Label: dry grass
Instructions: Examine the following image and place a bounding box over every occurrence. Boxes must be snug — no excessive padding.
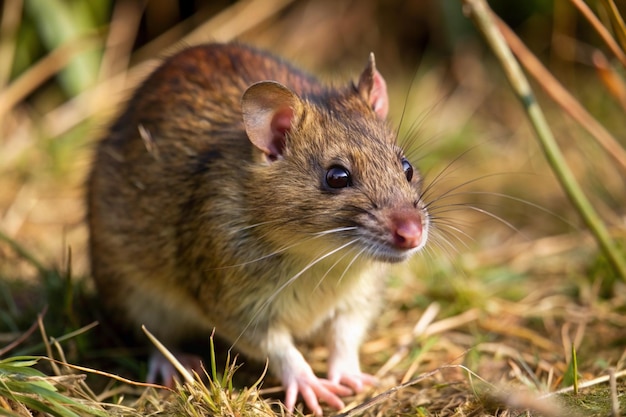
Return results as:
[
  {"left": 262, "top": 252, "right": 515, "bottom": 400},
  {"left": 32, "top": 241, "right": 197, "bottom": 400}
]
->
[{"left": 1, "top": 0, "right": 626, "bottom": 416}]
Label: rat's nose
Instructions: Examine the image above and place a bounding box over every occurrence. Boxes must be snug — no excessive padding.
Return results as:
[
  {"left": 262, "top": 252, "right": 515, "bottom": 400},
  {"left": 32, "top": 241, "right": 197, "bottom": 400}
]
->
[{"left": 391, "top": 212, "right": 423, "bottom": 250}]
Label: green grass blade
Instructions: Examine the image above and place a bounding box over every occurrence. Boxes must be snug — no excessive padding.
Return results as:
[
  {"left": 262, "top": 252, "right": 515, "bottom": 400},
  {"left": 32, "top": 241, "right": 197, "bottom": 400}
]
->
[
  {"left": 0, "top": 229, "right": 46, "bottom": 274},
  {"left": 24, "top": 0, "right": 101, "bottom": 96}
]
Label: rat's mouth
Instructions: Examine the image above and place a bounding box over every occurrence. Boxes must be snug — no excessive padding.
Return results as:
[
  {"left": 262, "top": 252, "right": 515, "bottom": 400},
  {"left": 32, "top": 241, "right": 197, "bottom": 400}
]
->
[
  {"left": 366, "top": 246, "right": 420, "bottom": 263},
  {"left": 360, "top": 234, "right": 428, "bottom": 264}
]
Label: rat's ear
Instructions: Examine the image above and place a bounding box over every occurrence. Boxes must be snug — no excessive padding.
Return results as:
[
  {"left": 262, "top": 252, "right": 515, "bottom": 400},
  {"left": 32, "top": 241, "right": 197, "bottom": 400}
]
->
[
  {"left": 242, "top": 81, "right": 302, "bottom": 162},
  {"left": 357, "top": 52, "right": 388, "bottom": 120}
]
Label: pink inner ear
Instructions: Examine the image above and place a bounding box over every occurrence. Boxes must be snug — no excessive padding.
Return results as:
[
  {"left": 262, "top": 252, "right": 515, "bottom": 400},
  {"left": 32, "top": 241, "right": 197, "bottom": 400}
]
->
[
  {"left": 267, "top": 107, "right": 293, "bottom": 158},
  {"left": 370, "top": 70, "right": 389, "bottom": 119},
  {"left": 272, "top": 107, "right": 293, "bottom": 137}
]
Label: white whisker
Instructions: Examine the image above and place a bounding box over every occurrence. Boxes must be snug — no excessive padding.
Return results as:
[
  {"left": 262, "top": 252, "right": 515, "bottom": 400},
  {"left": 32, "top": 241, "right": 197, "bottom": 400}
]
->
[
  {"left": 311, "top": 226, "right": 359, "bottom": 237},
  {"left": 312, "top": 245, "right": 358, "bottom": 293},
  {"left": 336, "top": 246, "right": 368, "bottom": 286},
  {"left": 456, "top": 191, "right": 578, "bottom": 229},
  {"left": 237, "top": 218, "right": 287, "bottom": 231},
  {"left": 211, "top": 226, "right": 356, "bottom": 270},
  {"left": 431, "top": 223, "right": 473, "bottom": 249},
  {"left": 232, "top": 238, "right": 360, "bottom": 347}
]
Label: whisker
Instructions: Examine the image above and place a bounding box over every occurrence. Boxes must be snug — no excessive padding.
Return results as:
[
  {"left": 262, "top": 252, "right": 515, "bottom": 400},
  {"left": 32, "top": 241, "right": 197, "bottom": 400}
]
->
[
  {"left": 422, "top": 171, "right": 508, "bottom": 208},
  {"left": 429, "top": 202, "right": 520, "bottom": 233},
  {"left": 430, "top": 221, "right": 475, "bottom": 247},
  {"left": 209, "top": 233, "right": 324, "bottom": 270},
  {"left": 312, "top": 245, "right": 360, "bottom": 293},
  {"left": 436, "top": 231, "right": 471, "bottom": 255},
  {"left": 212, "top": 226, "right": 358, "bottom": 270},
  {"left": 428, "top": 212, "right": 475, "bottom": 227},
  {"left": 336, "top": 246, "right": 368, "bottom": 286},
  {"left": 453, "top": 191, "right": 578, "bottom": 229},
  {"left": 460, "top": 205, "right": 524, "bottom": 237},
  {"left": 427, "top": 189, "right": 576, "bottom": 242},
  {"left": 310, "top": 226, "right": 359, "bottom": 237},
  {"left": 234, "top": 209, "right": 336, "bottom": 233},
  {"left": 394, "top": 56, "right": 428, "bottom": 148},
  {"left": 397, "top": 88, "right": 456, "bottom": 164},
  {"left": 232, "top": 239, "right": 360, "bottom": 348},
  {"left": 236, "top": 217, "right": 287, "bottom": 231},
  {"left": 261, "top": 239, "right": 360, "bottom": 307},
  {"left": 424, "top": 236, "right": 459, "bottom": 261},
  {"left": 418, "top": 146, "right": 488, "bottom": 196}
]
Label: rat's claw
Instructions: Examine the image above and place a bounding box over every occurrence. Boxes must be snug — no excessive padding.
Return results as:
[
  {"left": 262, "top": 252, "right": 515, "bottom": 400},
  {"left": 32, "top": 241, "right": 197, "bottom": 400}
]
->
[{"left": 283, "top": 374, "right": 351, "bottom": 415}]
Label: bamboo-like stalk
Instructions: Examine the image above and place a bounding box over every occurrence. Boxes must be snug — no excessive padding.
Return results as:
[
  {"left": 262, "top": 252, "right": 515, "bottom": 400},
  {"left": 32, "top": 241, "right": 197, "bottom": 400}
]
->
[{"left": 462, "top": 0, "right": 626, "bottom": 281}]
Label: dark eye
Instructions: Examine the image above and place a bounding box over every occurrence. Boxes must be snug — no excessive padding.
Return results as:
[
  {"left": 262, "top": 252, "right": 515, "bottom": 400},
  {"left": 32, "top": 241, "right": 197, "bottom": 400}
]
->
[
  {"left": 326, "top": 166, "right": 351, "bottom": 188},
  {"left": 402, "top": 158, "right": 413, "bottom": 182}
]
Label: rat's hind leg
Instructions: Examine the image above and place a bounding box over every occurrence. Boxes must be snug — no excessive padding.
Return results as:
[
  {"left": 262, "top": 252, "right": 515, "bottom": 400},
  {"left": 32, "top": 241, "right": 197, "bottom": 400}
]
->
[{"left": 146, "top": 349, "right": 204, "bottom": 387}]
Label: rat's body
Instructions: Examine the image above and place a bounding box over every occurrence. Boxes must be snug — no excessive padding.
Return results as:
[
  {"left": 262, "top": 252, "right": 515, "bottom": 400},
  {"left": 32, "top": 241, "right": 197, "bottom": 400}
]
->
[{"left": 88, "top": 43, "right": 429, "bottom": 414}]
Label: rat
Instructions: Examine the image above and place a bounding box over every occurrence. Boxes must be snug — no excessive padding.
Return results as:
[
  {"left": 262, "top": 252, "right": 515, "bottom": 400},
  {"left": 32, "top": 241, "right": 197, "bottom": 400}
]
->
[{"left": 87, "top": 42, "right": 429, "bottom": 415}]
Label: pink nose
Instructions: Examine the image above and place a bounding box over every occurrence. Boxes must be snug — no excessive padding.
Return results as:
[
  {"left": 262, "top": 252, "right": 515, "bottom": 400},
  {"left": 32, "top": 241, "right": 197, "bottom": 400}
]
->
[{"left": 392, "top": 217, "right": 423, "bottom": 249}]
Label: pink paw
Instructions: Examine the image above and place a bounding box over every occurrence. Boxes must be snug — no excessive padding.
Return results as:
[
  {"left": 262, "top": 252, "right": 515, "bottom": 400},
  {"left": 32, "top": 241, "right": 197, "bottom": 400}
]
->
[
  {"left": 328, "top": 370, "right": 377, "bottom": 394},
  {"left": 283, "top": 371, "right": 352, "bottom": 416},
  {"left": 146, "top": 351, "right": 203, "bottom": 387}
]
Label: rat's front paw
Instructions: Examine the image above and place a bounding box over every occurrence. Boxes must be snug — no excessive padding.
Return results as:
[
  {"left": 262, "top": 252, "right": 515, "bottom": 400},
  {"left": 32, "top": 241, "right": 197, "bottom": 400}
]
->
[
  {"left": 327, "top": 355, "right": 377, "bottom": 394},
  {"left": 283, "top": 370, "right": 352, "bottom": 416},
  {"left": 327, "top": 369, "right": 377, "bottom": 394}
]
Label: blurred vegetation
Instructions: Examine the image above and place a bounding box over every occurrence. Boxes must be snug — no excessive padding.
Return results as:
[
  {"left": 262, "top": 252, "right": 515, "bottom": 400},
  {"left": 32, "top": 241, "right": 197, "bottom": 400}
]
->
[{"left": 1, "top": 0, "right": 625, "bottom": 416}]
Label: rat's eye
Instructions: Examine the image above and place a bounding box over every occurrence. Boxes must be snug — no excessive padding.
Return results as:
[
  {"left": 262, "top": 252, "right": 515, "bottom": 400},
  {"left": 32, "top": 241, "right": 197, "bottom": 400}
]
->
[
  {"left": 326, "top": 166, "right": 352, "bottom": 188},
  {"left": 402, "top": 158, "right": 413, "bottom": 182}
]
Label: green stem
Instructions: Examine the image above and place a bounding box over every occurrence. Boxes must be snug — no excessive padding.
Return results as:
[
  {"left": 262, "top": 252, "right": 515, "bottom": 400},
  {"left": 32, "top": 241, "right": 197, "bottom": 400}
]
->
[{"left": 463, "top": 0, "right": 626, "bottom": 281}]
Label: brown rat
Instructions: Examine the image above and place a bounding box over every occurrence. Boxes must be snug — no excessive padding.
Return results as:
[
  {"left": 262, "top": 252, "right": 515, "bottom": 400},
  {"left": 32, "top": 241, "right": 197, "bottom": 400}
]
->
[{"left": 88, "top": 42, "right": 429, "bottom": 415}]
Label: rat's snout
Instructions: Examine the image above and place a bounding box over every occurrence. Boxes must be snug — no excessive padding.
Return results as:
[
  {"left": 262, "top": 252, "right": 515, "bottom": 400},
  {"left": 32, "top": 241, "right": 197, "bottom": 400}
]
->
[{"left": 389, "top": 209, "right": 424, "bottom": 250}]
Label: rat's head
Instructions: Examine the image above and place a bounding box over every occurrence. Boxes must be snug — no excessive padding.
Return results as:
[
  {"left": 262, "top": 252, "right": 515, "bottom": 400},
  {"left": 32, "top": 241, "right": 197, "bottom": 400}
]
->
[{"left": 242, "top": 54, "right": 429, "bottom": 264}]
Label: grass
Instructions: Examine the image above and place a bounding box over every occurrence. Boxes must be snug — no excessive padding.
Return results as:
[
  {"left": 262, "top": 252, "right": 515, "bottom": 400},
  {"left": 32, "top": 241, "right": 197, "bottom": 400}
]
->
[
  {"left": 1, "top": 0, "right": 626, "bottom": 416},
  {"left": 0, "top": 356, "right": 109, "bottom": 417}
]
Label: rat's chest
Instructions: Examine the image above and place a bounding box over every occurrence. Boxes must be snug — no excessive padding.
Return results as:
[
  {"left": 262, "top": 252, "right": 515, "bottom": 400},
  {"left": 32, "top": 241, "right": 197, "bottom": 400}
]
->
[{"left": 267, "top": 259, "right": 382, "bottom": 337}]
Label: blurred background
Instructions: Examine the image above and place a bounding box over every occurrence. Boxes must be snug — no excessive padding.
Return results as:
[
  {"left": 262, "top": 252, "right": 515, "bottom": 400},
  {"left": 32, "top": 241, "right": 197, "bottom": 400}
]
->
[{"left": 1, "top": 0, "right": 625, "bottom": 398}]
